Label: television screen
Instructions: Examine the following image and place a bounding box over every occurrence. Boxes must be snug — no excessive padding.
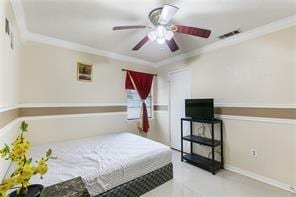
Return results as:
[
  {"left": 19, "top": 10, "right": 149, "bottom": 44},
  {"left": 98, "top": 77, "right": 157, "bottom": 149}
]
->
[{"left": 185, "top": 99, "right": 214, "bottom": 120}]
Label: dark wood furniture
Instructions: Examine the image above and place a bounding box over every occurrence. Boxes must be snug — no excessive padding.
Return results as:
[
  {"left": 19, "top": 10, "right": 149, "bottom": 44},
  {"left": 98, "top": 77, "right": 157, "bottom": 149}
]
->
[
  {"left": 40, "top": 163, "right": 173, "bottom": 197},
  {"left": 181, "top": 117, "right": 224, "bottom": 175},
  {"left": 41, "top": 177, "right": 90, "bottom": 197}
]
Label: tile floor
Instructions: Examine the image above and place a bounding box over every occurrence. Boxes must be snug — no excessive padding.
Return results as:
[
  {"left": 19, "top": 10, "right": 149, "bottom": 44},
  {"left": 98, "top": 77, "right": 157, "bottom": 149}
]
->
[{"left": 143, "top": 150, "right": 295, "bottom": 197}]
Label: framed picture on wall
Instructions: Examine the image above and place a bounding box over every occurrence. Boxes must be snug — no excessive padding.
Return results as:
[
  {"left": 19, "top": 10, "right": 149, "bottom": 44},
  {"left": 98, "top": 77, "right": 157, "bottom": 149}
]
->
[
  {"left": 5, "top": 18, "right": 10, "bottom": 35},
  {"left": 77, "top": 62, "right": 93, "bottom": 82}
]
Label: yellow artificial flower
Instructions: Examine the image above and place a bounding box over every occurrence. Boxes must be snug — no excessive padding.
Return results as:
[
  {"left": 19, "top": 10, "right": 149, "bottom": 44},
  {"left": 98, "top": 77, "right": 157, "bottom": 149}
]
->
[
  {"left": 0, "top": 182, "right": 12, "bottom": 193},
  {"left": 0, "top": 121, "right": 56, "bottom": 195},
  {"left": 22, "top": 163, "right": 35, "bottom": 178},
  {"left": 6, "top": 176, "right": 18, "bottom": 185},
  {"left": 22, "top": 180, "right": 30, "bottom": 188},
  {"left": 0, "top": 149, "right": 6, "bottom": 158},
  {"left": 35, "top": 159, "right": 48, "bottom": 175},
  {"left": 0, "top": 176, "right": 18, "bottom": 196}
]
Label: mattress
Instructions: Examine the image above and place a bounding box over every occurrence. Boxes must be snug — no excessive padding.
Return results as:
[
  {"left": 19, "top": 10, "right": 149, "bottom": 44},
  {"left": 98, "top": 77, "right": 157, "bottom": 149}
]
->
[{"left": 6, "top": 132, "right": 172, "bottom": 196}]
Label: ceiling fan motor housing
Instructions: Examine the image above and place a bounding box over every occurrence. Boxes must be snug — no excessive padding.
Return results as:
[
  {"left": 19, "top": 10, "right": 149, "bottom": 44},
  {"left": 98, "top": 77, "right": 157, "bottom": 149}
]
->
[{"left": 148, "top": 7, "right": 163, "bottom": 25}]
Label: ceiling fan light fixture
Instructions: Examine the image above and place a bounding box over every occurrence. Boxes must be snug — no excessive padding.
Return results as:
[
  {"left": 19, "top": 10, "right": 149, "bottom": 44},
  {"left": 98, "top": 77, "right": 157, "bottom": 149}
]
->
[
  {"left": 112, "top": 4, "right": 212, "bottom": 51},
  {"left": 165, "top": 31, "right": 174, "bottom": 40},
  {"left": 148, "top": 31, "right": 156, "bottom": 41},
  {"left": 155, "top": 26, "right": 167, "bottom": 39},
  {"left": 149, "top": 27, "right": 174, "bottom": 44},
  {"left": 157, "top": 38, "right": 166, "bottom": 44}
]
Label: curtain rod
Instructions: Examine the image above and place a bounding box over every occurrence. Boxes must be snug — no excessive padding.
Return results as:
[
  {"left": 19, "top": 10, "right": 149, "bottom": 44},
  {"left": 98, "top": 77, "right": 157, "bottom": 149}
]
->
[{"left": 122, "top": 69, "right": 157, "bottom": 76}]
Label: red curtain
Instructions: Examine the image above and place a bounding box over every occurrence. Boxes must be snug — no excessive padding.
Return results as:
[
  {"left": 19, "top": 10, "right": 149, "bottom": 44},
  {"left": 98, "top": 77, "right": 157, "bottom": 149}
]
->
[{"left": 125, "top": 70, "right": 154, "bottom": 133}]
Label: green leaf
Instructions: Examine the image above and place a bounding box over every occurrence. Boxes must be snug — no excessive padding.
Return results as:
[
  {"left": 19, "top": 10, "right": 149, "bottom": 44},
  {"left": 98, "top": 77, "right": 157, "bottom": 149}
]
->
[
  {"left": 26, "top": 158, "right": 32, "bottom": 164},
  {"left": 4, "top": 144, "right": 10, "bottom": 152},
  {"left": 50, "top": 156, "right": 58, "bottom": 160},
  {"left": 20, "top": 121, "right": 28, "bottom": 132},
  {"left": 46, "top": 149, "right": 52, "bottom": 157}
]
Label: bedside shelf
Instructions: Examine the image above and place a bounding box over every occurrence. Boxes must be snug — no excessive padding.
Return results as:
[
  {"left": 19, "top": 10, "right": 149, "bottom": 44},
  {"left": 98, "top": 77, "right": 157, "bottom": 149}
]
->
[
  {"left": 181, "top": 118, "right": 224, "bottom": 175},
  {"left": 183, "top": 153, "right": 222, "bottom": 172},
  {"left": 182, "top": 135, "right": 221, "bottom": 147}
]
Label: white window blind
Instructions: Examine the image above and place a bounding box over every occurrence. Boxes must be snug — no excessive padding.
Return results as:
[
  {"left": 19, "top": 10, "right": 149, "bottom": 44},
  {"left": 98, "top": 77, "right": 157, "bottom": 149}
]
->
[{"left": 127, "top": 89, "right": 152, "bottom": 120}]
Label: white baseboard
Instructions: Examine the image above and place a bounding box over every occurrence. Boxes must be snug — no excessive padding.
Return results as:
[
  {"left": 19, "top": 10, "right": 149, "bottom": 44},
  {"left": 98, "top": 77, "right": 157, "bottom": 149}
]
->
[{"left": 224, "top": 164, "right": 296, "bottom": 194}]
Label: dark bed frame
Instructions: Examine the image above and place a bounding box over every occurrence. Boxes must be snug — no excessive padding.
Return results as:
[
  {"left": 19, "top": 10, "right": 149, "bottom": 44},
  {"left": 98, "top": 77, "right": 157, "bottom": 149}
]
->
[{"left": 96, "top": 163, "right": 173, "bottom": 197}]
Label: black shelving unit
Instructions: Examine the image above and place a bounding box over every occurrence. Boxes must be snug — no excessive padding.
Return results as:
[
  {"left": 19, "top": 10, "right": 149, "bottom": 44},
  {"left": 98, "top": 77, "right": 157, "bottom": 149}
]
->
[{"left": 181, "top": 117, "right": 224, "bottom": 175}]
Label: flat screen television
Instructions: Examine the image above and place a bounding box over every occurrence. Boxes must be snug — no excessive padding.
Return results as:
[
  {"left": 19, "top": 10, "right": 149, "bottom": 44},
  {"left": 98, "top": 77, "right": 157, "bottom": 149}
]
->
[{"left": 185, "top": 99, "right": 214, "bottom": 120}]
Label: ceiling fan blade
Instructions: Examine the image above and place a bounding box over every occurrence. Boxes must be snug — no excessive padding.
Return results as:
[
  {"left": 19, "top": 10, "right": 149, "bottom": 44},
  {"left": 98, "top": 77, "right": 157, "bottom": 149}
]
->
[
  {"left": 158, "top": 4, "right": 179, "bottom": 25},
  {"left": 112, "top": 25, "right": 148, "bottom": 30},
  {"left": 166, "top": 38, "right": 179, "bottom": 52},
  {"left": 132, "top": 36, "right": 149, "bottom": 50},
  {"left": 174, "top": 25, "right": 211, "bottom": 38}
]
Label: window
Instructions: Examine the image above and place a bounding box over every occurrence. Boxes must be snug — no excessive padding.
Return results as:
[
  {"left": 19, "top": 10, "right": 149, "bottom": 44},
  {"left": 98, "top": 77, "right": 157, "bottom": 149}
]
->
[{"left": 127, "top": 89, "right": 152, "bottom": 120}]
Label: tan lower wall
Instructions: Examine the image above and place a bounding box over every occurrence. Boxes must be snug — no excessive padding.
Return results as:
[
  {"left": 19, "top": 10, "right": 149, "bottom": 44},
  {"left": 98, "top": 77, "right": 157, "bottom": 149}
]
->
[
  {"left": 19, "top": 106, "right": 126, "bottom": 116},
  {"left": 0, "top": 108, "right": 19, "bottom": 129},
  {"left": 215, "top": 107, "right": 296, "bottom": 119}
]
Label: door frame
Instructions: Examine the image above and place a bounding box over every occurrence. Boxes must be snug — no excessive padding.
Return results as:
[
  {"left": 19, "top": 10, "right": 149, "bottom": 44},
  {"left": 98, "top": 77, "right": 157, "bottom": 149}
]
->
[{"left": 168, "top": 68, "right": 191, "bottom": 149}]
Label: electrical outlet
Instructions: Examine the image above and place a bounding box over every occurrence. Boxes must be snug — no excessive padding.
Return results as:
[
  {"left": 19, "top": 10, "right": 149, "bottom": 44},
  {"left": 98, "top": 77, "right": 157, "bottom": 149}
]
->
[{"left": 250, "top": 149, "right": 257, "bottom": 158}]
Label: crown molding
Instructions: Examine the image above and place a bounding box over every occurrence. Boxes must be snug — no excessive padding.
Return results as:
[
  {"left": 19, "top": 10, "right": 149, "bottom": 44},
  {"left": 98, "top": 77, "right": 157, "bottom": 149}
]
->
[
  {"left": 23, "top": 32, "right": 156, "bottom": 67},
  {"left": 10, "top": 0, "right": 27, "bottom": 33},
  {"left": 156, "top": 15, "right": 296, "bottom": 67},
  {"left": 10, "top": 0, "right": 296, "bottom": 68}
]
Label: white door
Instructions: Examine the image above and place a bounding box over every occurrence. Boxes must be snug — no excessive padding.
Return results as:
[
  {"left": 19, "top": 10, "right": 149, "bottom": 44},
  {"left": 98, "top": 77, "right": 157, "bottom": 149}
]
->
[{"left": 169, "top": 69, "right": 191, "bottom": 151}]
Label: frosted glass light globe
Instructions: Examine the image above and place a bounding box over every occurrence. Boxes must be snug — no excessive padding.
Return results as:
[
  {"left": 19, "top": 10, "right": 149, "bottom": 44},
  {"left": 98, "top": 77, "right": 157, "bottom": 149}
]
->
[
  {"left": 148, "top": 31, "right": 156, "bottom": 41},
  {"left": 165, "top": 31, "right": 174, "bottom": 40},
  {"left": 155, "top": 26, "right": 167, "bottom": 39},
  {"left": 157, "top": 38, "right": 165, "bottom": 44}
]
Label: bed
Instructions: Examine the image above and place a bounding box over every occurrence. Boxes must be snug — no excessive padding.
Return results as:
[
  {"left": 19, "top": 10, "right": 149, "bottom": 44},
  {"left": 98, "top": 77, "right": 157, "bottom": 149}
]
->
[{"left": 6, "top": 132, "right": 173, "bottom": 196}]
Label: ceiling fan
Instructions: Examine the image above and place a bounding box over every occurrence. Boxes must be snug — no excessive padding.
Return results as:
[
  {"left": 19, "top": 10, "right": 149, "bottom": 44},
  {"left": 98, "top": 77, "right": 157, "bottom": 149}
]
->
[{"left": 112, "top": 4, "right": 211, "bottom": 52}]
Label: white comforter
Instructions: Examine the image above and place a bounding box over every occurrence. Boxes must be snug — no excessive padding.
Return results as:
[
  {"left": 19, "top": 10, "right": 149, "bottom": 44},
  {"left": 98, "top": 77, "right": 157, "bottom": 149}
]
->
[{"left": 7, "top": 132, "right": 172, "bottom": 196}]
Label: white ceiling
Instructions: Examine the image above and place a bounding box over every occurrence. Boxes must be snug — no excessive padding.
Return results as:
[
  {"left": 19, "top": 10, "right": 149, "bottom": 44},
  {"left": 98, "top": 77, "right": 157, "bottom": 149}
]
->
[{"left": 18, "top": 0, "right": 296, "bottom": 63}]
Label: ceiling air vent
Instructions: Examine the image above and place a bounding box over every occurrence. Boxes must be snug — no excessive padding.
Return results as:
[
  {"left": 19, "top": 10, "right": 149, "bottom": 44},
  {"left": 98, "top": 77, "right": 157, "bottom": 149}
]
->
[{"left": 218, "top": 29, "right": 241, "bottom": 39}]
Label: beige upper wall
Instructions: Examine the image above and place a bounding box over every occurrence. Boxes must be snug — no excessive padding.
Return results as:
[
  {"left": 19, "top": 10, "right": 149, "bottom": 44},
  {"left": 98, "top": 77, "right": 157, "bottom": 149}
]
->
[
  {"left": 156, "top": 26, "right": 296, "bottom": 106},
  {"left": 20, "top": 41, "right": 156, "bottom": 104},
  {"left": 0, "top": 0, "right": 21, "bottom": 107}
]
